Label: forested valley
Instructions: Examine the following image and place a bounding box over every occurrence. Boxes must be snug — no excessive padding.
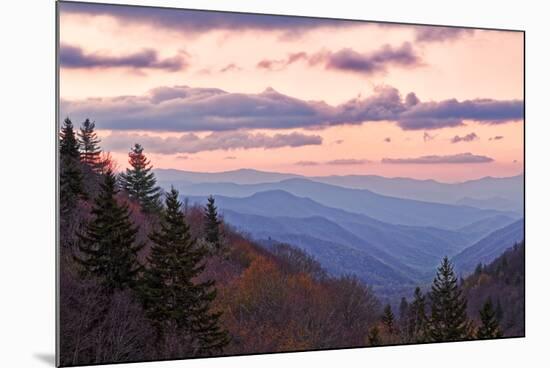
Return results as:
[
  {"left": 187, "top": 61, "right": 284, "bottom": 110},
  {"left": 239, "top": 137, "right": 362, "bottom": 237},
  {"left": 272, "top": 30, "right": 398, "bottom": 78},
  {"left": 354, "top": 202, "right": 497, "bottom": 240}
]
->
[{"left": 59, "top": 118, "right": 524, "bottom": 366}]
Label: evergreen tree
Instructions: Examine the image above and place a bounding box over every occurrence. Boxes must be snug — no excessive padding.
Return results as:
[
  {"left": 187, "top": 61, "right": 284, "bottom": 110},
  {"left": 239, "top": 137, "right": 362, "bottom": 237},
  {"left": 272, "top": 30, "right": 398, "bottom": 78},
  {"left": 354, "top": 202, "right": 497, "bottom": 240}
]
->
[
  {"left": 119, "top": 144, "right": 162, "bottom": 214},
  {"left": 60, "top": 117, "right": 80, "bottom": 159},
  {"left": 429, "top": 257, "right": 471, "bottom": 342},
  {"left": 398, "top": 297, "right": 410, "bottom": 342},
  {"left": 367, "top": 326, "right": 381, "bottom": 346},
  {"left": 381, "top": 304, "right": 395, "bottom": 335},
  {"left": 59, "top": 117, "right": 84, "bottom": 213},
  {"left": 495, "top": 299, "right": 503, "bottom": 322},
  {"left": 78, "top": 118, "right": 102, "bottom": 170},
  {"left": 476, "top": 299, "right": 503, "bottom": 339},
  {"left": 76, "top": 170, "right": 143, "bottom": 291},
  {"left": 204, "top": 195, "right": 222, "bottom": 251},
  {"left": 140, "top": 188, "right": 229, "bottom": 356},
  {"left": 408, "top": 287, "right": 429, "bottom": 343}
]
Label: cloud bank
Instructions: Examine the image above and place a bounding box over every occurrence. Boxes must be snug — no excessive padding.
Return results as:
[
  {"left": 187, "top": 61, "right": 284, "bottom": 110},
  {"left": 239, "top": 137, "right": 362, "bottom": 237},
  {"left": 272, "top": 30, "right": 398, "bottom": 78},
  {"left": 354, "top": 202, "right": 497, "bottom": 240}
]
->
[
  {"left": 60, "top": 44, "right": 187, "bottom": 71},
  {"left": 60, "top": 2, "right": 355, "bottom": 35},
  {"left": 102, "top": 131, "right": 322, "bottom": 154},
  {"left": 257, "top": 43, "right": 420, "bottom": 75},
  {"left": 415, "top": 27, "right": 475, "bottom": 42},
  {"left": 61, "top": 85, "right": 523, "bottom": 132},
  {"left": 382, "top": 152, "right": 494, "bottom": 164}
]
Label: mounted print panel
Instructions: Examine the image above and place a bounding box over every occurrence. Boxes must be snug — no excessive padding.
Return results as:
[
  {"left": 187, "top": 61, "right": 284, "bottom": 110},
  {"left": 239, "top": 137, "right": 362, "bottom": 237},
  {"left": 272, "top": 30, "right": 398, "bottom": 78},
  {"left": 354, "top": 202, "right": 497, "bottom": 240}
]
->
[{"left": 57, "top": 1, "right": 525, "bottom": 366}]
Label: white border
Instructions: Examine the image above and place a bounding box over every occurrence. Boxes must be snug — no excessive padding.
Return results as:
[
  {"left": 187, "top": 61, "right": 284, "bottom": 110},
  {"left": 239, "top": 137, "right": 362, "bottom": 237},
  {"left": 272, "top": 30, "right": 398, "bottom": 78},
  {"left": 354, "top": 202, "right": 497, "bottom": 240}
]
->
[{"left": 2, "top": 1, "right": 549, "bottom": 367}]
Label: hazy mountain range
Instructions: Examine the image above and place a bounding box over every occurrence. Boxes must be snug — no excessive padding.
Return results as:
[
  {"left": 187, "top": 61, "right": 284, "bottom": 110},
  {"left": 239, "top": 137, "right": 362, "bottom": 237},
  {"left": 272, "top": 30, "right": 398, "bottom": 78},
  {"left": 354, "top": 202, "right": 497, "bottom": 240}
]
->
[
  {"left": 155, "top": 168, "right": 524, "bottom": 213},
  {"left": 155, "top": 168, "right": 524, "bottom": 290},
  {"left": 453, "top": 220, "right": 524, "bottom": 275}
]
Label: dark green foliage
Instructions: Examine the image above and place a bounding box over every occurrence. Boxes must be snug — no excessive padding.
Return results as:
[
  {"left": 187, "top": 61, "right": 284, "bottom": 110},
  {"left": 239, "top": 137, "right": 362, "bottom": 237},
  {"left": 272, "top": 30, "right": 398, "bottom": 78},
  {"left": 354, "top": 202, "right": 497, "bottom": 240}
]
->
[
  {"left": 119, "top": 144, "right": 162, "bottom": 214},
  {"left": 60, "top": 117, "right": 81, "bottom": 159},
  {"left": 140, "top": 188, "right": 229, "bottom": 357},
  {"left": 476, "top": 299, "right": 503, "bottom": 339},
  {"left": 78, "top": 119, "right": 102, "bottom": 170},
  {"left": 60, "top": 118, "right": 85, "bottom": 213},
  {"left": 204, "top": 195, "right": 222, "bottom": 250},
  {"left": 495, "top": 299, "right": 503, "bottom": 322},
  {"left": 398, "top": 297, "right": 411, "bottom": 342},
  {"left": 462, "top": 243, "right": 524, "bottom": 337},
  {"left": 367, "top": 326, "right": 381, "bottom": 346},
  {"left": 399, "top": 297, "right": 409, "bottom": 321},
  {"left": 76, "top": 170, "right": 143, "bottom": 291},
  {"left": 408, "top": 287, "right": 429, "bottom": 343},
  {"left": 429, "top": 257, "right": 471, "bottom": 342},
  {"left": 381, "top": 304, "right": 395, "bottom": 335}
]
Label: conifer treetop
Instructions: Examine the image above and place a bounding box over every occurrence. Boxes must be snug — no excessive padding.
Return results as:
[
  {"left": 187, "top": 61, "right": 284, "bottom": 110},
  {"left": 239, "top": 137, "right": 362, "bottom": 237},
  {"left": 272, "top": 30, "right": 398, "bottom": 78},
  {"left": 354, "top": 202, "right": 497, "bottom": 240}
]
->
[
  {"left": 119, "top": 143, "right": 162, "bottom": 213},
  {"left": 76, "top": 169, "right": 143, "bottom": 291},
  {"left": 78, "top": 118, "right": 102, "bottom": 169},
  {"left": 429, "top": 256, "right": 471, "bottom": 341}
]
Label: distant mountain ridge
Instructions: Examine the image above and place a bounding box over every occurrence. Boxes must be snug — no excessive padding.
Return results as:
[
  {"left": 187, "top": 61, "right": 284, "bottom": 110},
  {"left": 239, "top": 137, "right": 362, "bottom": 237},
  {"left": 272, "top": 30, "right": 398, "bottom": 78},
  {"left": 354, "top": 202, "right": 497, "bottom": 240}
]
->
[
  {"left": 153, "top": 168, "right": 523, "bottom": 290},
  {"left": 155, "top": 168, "right": 523, "bottom": 213},
  {"left": 185, "top": 190, "right": 516, "bottom": 287},
  {"left": 165, "top": 177, "right": 520, "bottom": 230},
  {"left": 452, "top": 220, "right": 524, "bottom": 275},
  {"left": 154, "top": 168, "right": 299, "bottom": 185}
]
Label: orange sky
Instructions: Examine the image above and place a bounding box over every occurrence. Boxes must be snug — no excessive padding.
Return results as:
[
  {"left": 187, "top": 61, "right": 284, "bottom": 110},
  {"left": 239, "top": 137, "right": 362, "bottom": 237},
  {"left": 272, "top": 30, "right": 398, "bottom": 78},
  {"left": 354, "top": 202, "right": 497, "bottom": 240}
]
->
[{"left": 59, "top": 3, "right": 524, "bottom": 183}]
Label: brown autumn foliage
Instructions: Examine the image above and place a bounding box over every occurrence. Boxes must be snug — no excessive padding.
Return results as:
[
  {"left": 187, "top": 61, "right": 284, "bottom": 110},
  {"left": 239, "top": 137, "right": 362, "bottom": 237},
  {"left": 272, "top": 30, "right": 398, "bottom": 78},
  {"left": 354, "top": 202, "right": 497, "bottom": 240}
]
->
[
  {"left": 59, "top": 147, "right": 523, "bottom": 365},
  {"left": 59, "top": 170, "right": 381, "bottom": 365}
]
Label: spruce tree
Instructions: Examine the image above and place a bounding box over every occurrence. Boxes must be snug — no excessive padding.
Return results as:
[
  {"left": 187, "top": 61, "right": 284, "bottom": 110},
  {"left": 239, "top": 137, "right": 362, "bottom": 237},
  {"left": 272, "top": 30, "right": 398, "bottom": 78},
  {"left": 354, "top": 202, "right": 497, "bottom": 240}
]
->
[
  {"left": 204, "top": 195, "right": 222, "bottom": 251},
  {"left": 119, "top": 143, "right": 162, "bottom": 214},
  {"left": 495, "top": 299, "right": 503, "bottom": 322},
  {"left": 429, "top": 257, "right": 471, "bottom": 342},
  {"left": 398, "top": 297, "right": 410, "bottom": 341},
  {"left": 60, "top": 117, "right": 80, "bottom": 159},
  {"left": 59, "top": 117, "right": 84, "bottom": 213},
  {"left": 381, "top": 304, "right": 395, "bottom": 335},
  {"left": 140, "top": 187, "right": 229, "bottom": 356},
  {"left": 78, "top": 118, "right": 102, "bottom": 170},
  {"left": 476, "top": 299, "right": 503, "bottom": 339},
  {"left": 367, "top": 326, "right": 381, "bottom": 346},
  {"left": 408, "top": 287, "right": 429, "bottom": 343},
  {"left": 76, "top": 170, "right": 143, "bottom": 291}
]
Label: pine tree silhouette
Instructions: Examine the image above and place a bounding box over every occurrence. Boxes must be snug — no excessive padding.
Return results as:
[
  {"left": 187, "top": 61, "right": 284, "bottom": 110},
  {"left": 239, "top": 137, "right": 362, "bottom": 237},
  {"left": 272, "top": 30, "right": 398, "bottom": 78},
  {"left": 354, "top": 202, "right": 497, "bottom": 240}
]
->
[
  {"left": 408, "top": 287, "right": 429, "bottom": 343},
  {"left": 476, "top": 299, "right": 503, "bottom": 339},
  {"left": 429, "top": 257, "right": 471, "bottom": 341},
  {"left": 77, "top": 118, "right": 102, "bottom": 170},
  {"left": 204, "top": 195, "right": 222, "bottom": 251},
  {"left": 119, "top": 143, "right": 162, "bottom": 214},
  {"left": 381, "top": 304, "right": 396, "bottom": 335},
  {"left": 76, "top": 170, "right": 143, "bottom": 291},
  {"left": 140, "top": 187, "right": 229, "bottom": 356},
  {"left": 59, "top": 117, "right": 84, "bottom": 214}
]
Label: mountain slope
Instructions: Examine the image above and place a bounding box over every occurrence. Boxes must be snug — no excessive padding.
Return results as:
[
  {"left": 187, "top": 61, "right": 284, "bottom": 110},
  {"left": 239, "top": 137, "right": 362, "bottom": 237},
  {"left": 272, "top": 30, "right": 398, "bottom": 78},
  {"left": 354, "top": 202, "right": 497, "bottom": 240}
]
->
[
  {"left": 312, "top": 174, "right": 523, "bottom": 212},
  {"left": 452, "top": 220, "right": 524, "bottom": 275},
  {"left": 462, "top": 242, "right": 525, "bottom": 337},
  {"left": 456, "top": 215, "right": 517, "bottom": 243},
  {"left": 155, "top": 168, "right": 523, "bottom": 212},
  {"left": 221, "top": 209, "right": 416, "bottom": 286},
  {"left": 455, "top": 196, "right": 521, "bottom": 213},
  {"left": 175, "top": 178, "right": 519, "bottom": 229},
  {"left": 155, "top": 168, "right": 299, "bottom": 185},
  {"left": 188, "top": 191, "right": 480, "bottom": 283}
]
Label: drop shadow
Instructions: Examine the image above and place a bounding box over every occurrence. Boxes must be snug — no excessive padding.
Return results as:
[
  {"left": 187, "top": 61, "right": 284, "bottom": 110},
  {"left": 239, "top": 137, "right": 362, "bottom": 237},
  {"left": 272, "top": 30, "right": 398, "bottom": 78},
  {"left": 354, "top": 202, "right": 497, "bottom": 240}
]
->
[{"left": 33, "top": 353, "right": 56, "bottom": 366}]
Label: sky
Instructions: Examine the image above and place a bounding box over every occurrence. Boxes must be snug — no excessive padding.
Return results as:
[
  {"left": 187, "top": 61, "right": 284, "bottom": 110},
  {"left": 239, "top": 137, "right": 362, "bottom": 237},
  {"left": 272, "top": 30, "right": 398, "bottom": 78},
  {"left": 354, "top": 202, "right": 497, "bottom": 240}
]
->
[{"left": 58, "top": 2, "right": 524, "bottom": 182}]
